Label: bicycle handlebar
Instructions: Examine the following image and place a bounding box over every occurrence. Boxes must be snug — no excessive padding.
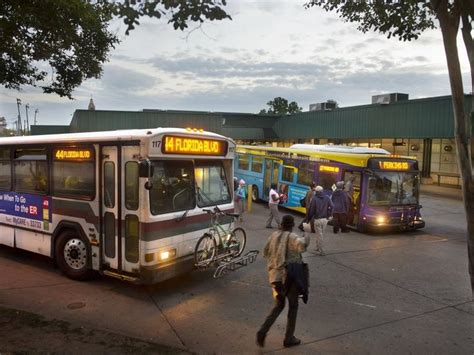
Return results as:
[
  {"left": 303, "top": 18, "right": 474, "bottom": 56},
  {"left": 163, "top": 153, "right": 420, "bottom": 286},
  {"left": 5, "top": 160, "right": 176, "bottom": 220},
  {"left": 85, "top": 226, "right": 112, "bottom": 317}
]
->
[{"left": 202, "top": 206, "right": 237, "bottom": 218}]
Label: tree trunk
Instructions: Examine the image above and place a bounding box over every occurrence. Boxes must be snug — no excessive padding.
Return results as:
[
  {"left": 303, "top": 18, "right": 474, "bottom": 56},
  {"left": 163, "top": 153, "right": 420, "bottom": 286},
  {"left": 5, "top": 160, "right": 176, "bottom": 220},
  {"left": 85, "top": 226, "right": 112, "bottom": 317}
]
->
[{"left": 436, "top": 3, "right": 474, "bottom": 294}]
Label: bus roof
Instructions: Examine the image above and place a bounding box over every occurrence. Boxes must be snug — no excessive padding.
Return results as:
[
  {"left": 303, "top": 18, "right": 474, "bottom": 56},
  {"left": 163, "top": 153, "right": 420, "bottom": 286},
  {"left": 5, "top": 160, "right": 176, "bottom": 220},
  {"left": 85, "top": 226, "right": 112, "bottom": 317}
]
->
[
  {"left": 290, "top": 144, "right": 390, "bottom": 155},
  {"left": 0, "top": 127, "right": 233, "bottom": 146},
  {"left": 237, "top": 145, "right": 416, "bottom": 168}
]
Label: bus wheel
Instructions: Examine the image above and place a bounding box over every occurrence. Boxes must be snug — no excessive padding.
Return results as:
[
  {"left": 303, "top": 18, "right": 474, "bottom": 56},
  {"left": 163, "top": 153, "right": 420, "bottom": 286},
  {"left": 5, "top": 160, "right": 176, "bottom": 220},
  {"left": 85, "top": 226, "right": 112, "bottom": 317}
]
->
[
  {"left": 251, "top": 185, "right": 259, "bottom": 202},
  {"left": 55, "top": 231, "right": 93, "bottom": 281}
]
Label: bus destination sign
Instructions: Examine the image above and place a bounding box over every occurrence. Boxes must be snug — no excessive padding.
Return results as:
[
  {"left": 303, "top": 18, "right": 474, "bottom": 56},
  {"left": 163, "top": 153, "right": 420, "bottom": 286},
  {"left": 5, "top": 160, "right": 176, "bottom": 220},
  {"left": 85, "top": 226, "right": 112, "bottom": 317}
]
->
[
  {"left": 54, "top": 148, "right": 93, "bottom": 161},
  {"left": 378, "top": 161, "right": 410, "bottom": 170},
  {"left": 162, "top": 135, "right": 227, "bottom": 156}
]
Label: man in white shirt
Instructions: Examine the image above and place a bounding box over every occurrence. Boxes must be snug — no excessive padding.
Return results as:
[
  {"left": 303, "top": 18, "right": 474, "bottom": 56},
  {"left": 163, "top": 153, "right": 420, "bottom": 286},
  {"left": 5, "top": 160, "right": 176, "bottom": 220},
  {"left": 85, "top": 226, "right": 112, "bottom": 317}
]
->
[{"left": 266, "top": 183, "right": 281, "bottom": 228}]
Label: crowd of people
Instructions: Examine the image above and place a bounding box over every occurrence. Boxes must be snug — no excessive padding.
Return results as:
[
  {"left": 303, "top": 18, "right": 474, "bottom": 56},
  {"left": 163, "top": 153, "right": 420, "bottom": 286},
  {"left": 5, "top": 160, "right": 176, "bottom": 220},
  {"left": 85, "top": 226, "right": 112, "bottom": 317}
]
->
[{"left": 233, "top": 179, "right": 353, "bottom": 348}]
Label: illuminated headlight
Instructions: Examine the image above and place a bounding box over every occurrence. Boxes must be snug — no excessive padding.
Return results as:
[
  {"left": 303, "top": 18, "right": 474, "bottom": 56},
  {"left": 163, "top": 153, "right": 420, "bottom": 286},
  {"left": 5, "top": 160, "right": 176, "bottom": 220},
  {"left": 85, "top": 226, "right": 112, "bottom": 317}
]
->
[
  {"left": 159, "top": 249, "right": 176, "bottom": 261},
  {"left": 376, "top": 216, "right": 386, "bottom": 225}
]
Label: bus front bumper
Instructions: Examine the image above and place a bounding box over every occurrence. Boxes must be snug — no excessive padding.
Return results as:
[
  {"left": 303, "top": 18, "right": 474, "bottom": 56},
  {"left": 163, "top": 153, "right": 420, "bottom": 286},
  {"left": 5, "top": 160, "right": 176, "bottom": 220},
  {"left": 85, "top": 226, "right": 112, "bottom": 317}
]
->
[
  {"left": 139, "top": 254, "right": 196, "bottom": 285},
  {"left": 366, "top": 219, "right": 425, "bottom": 231}
]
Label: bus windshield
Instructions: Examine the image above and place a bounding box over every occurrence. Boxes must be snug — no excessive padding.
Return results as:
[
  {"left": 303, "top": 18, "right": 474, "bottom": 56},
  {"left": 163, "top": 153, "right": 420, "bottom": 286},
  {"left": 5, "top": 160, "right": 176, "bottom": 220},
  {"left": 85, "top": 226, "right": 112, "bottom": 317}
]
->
[
  {"left": 149, "top": 160, "right": 231, "bottom": 214},
  {"left": 367, "top": 171, "right": 419, "bottom": 206},
  {"left": 195, "top": 160, "right": 231, "bottom": 207}
]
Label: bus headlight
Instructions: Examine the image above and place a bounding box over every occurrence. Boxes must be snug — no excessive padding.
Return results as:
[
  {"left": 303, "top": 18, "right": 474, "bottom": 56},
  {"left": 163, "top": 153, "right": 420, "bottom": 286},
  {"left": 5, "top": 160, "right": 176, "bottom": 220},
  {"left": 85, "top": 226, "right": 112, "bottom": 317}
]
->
[
  {"left": 376, "top": 216, "right": 386, "bottom": 225},
  {"left": 160, "top": 248, "right": 176, "bottom": 261}
]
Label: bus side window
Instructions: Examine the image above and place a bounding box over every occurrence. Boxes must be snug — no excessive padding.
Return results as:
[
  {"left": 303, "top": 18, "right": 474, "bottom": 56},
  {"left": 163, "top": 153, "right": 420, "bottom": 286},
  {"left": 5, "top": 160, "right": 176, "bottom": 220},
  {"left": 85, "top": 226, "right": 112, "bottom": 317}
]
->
[
  {"left": 237, "top": 155, "right": 249, "bottom": 171},
  {"left": 14, "top": 148, "right": 48, "bottom": 194},
  {"left": 0, "top": 148, "right": 11, "bottom": 190},
  {"left": 318, "top": 171, "right": 338, "bottom": 190},
  {"left": 281, "top": 165, "right": 295, "bottom": 183},
  {"left": 251, "top": 156, "right": 263, "bottom": 173}
]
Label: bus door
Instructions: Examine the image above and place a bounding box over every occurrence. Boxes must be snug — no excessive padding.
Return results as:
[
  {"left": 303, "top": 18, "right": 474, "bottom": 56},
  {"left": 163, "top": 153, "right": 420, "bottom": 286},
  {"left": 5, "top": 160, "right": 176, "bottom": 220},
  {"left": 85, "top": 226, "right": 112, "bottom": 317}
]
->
[
  {"left": 263, "top": 159, "right": 281, "bottom": 199},
  {"left": 343, "top": 170, "right": 361, "bottom": 226},
  {"left": 101, "top": 146, "right": 141, "bottom": 276}
]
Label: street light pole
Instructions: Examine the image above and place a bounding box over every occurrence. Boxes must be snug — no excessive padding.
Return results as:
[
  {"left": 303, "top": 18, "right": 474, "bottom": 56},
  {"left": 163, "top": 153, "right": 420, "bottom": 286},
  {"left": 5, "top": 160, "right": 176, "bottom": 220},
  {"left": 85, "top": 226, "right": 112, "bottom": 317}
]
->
[
  {"left": 16, "top": 98, "right": 22, "bottom": 136},
  {"left": 34, "top": 109, "right": 39, "bottom": 125},
  {"left": 25, "top": 103, "right": 30, "bottom": 135}
]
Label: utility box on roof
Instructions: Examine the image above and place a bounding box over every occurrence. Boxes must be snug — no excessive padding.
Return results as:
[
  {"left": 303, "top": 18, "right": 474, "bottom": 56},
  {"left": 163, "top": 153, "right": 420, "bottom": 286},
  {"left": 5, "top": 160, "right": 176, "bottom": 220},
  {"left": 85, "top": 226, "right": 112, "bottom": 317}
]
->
[{"left": 372, "top": 93, "right": 409, "bottom": 105}]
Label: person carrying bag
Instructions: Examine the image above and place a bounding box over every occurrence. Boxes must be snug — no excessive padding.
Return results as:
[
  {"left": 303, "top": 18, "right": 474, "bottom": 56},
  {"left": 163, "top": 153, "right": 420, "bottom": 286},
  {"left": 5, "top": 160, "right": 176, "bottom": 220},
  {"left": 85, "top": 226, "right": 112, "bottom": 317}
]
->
[{"left": 257, "top": 215, "right": 310, "bottom": 349}]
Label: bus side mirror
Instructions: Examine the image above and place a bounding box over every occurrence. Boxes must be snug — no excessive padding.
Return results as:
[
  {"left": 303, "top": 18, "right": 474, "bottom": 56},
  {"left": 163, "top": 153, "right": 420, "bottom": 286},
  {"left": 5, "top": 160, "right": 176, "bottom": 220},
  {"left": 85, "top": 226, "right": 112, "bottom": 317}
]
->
[
  {"left": 144, "top": 181, "right": 153, "bottom": 190},
  {"left": 139, "top": 160, "right": 154, "bottom": 178},
  {"left": 139, "top": 159, "right": 154, "bottom": 190}
]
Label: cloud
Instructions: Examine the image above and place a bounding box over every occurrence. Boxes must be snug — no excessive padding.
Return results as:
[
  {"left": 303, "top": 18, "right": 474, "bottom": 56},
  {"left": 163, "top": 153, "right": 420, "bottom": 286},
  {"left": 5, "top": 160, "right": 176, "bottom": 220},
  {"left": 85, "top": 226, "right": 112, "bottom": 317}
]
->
[
  {"left": 148, "top": 55, "right": 332, "bottom": 80},
  {"left": 100, "top": 65, "right": 160, "bottom": 92}
]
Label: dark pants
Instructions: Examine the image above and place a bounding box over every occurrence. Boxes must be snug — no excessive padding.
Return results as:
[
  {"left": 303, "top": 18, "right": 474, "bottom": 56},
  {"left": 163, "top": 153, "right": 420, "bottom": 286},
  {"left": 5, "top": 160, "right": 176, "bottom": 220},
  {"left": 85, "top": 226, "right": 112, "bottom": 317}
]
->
[
  {"left": 333, "top": 212, "right": 348, "bottom": 233},
  {"left": 258, "top": 282, "right": 299, "bottom": 340}
]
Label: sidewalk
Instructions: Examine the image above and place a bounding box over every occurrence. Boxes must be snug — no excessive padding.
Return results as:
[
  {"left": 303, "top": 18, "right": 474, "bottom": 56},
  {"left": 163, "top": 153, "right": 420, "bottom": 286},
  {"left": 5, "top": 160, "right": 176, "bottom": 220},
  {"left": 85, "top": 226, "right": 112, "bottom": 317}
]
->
[{"left": 420, "top": 183, "right": 462, "bottom": 200}]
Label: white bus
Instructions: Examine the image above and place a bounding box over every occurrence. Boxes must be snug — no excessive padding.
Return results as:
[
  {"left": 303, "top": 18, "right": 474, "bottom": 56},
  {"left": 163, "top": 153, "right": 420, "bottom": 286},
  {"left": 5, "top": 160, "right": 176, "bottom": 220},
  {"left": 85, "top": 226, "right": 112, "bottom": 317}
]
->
[{"left": 0, "top": 127, "right": 236, "bottom": 284}]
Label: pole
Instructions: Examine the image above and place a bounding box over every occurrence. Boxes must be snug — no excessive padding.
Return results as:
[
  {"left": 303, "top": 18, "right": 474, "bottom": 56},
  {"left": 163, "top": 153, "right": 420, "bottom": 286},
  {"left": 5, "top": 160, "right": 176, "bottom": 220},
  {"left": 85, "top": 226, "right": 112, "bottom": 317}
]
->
[
  {"left": 247, "top": 185, "right": 252, "bottom": 213},
  {"left": 34, "top": 109, "right": 38, "bottom": 125},
  {"left": 16, "top": 98, "right": 22, "bottom": 135},
  {"left": 25, "top": 103, "right": 30, "bottom": 135}
]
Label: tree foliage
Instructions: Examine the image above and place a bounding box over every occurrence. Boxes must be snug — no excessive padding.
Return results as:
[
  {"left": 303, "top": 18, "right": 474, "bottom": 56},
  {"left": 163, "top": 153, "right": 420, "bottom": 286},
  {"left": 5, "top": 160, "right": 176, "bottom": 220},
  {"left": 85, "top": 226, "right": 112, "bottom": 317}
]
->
[
  {"left": 0, "top": 0, "right": 231, "bottom": 98},
  {"left": 0, "top": 0, "right": 118, "bottom": 98},
  {"left": 306, "top": 0, "right": 474, "bottom": 293},
  {"left": 114, "top": 0, "right": 231, "bottom": 34},
  {"left": 260, "top": 97, "right": 302, "bottom": 115}
]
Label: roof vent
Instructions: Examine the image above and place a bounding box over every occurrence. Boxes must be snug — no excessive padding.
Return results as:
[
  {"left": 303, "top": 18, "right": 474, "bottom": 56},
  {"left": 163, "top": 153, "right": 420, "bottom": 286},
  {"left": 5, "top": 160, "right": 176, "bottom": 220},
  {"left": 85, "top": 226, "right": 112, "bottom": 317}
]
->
[
  {"left": 309, "top": 100, "right": 338, "bottom": 112},
  {"left": 371, "top": 93, "right": 409, "bottom": 105}
]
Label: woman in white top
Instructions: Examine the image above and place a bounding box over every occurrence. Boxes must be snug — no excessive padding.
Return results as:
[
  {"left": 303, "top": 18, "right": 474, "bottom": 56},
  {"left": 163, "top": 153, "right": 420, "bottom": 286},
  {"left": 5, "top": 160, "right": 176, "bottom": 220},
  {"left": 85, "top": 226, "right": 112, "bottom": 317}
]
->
[{"left": 266, "top": 183, "right": 281, "bottom": 228}]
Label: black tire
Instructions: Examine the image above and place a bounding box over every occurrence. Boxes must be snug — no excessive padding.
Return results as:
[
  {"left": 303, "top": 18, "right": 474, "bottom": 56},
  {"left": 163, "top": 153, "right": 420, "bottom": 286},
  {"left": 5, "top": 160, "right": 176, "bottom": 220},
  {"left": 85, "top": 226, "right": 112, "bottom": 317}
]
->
[
  {"left": 55, "top": 230, "right": 93, "bottom": 281},
  {"left": 251, "top": 185, "right": 259, "bottom": 202},
  {"left": 229, "top": 227, "right": 246, "bottom": 257},
  {"left": 194, "top": 233, "right": 217, "bottom": 267}
]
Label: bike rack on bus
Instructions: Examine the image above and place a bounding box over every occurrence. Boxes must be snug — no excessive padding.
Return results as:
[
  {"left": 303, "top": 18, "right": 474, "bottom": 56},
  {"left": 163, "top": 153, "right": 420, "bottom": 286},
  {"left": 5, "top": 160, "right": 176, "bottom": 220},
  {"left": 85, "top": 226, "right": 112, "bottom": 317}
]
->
[{"left": 213, "top": 250, "right": 259, "bottom": 279}]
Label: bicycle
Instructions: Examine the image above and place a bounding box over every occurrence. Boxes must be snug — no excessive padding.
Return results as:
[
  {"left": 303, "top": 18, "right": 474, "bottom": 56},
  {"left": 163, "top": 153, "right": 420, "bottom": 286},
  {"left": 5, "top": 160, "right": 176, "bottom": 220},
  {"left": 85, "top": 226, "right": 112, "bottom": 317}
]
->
[{"left": 194, "top": 206, "right": 247, "bottom": 268}]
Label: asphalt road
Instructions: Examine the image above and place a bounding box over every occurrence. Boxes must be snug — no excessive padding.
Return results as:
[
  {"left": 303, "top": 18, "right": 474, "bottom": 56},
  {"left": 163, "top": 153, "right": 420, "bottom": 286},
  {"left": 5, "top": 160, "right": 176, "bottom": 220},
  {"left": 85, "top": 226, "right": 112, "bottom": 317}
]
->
[{"left": 1, "top": 191, "right": 473, "bottom": 354}]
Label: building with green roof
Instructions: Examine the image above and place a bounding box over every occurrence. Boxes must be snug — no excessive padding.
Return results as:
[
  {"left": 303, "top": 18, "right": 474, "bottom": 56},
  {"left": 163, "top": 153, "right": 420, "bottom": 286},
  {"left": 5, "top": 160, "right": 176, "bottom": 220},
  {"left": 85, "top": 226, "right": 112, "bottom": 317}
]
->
[{"left": 31, "top": 94, "right": 473, "bottom": 187}]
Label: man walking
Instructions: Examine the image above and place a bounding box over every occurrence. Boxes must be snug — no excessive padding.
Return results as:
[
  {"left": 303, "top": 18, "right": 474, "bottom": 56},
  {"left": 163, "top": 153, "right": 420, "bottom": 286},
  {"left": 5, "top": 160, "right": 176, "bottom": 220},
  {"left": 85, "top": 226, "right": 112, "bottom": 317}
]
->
[
  {"left": 266, "top": 183, "right": 281, "bottom": 228},
  {"left": 331, "top": 181, "right": 350, "bottom": 233},
  {"left": 306, "top": 186, "right": 333, "bottom": 255},
  {"left": 257, "top": 215, "right": 310, "bottom": 348},
  {"left": 298, "top": 182, "right": 316, "bottom": 231}
]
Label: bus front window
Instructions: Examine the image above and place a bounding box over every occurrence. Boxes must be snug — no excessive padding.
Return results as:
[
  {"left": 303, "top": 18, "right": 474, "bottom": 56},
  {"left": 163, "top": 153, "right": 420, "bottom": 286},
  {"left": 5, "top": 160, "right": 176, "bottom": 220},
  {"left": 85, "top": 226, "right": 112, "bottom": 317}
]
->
[
  {"left": 149, "top": 161, "right": 195, "bottom": 215},
  {"left": 195, "top": 160, "right": 231, "bottom": 207},
  {"left": 367, "top": 172, "right": 419, "bottom": 206}
]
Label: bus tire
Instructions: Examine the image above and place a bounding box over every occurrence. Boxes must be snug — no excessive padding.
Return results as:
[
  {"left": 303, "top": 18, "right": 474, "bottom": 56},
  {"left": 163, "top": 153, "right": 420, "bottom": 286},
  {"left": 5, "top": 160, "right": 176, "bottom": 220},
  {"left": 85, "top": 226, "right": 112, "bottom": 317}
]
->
[
  {"left": 251, "top": 185, "right": 259, "bottom": 202},
  {"left": 55, "top": 230, "right": 93, "bottom": 281}
]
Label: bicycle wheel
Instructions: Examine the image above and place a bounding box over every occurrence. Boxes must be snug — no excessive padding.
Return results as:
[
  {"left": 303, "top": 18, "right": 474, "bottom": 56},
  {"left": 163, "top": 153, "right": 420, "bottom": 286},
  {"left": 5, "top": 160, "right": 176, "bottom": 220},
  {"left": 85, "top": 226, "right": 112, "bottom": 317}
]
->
[
  {"left": 228, "top": 227, "right": 246, "bottom": 257},
  {"left": 194, "top": 233, "right": 217, "bottom": 267}
]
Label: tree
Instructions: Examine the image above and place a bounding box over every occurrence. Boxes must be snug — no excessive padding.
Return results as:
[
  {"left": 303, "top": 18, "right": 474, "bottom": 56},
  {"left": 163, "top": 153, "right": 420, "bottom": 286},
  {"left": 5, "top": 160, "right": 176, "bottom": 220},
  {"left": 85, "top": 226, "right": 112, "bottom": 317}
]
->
[
  {"left": 0, "top": 0, "right": 231, "bottom": 98},
  {"left": 305, "top": 0, "right": 474, "bottom": 293},
  {"left": 260, "top": 97, "right": 302, "bottom": 115},
  {"left": 0, "top": 0, "right": 118, "bottom": 98}
]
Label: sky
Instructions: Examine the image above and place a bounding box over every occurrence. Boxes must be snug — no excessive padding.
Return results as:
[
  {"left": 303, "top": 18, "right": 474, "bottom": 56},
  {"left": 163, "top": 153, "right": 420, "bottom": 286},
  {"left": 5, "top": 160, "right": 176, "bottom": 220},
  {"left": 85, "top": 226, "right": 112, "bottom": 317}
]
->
[{"left": 0, "top": 1, "right": 471, "bottom": 128}]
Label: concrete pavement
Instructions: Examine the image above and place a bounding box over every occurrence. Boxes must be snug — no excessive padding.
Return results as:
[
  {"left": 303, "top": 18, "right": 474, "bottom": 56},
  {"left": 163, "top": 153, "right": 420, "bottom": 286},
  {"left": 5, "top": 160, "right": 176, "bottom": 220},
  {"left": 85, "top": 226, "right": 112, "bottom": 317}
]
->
[{"left": 1, "top": 189, "right": 473, "bottom": 353}]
